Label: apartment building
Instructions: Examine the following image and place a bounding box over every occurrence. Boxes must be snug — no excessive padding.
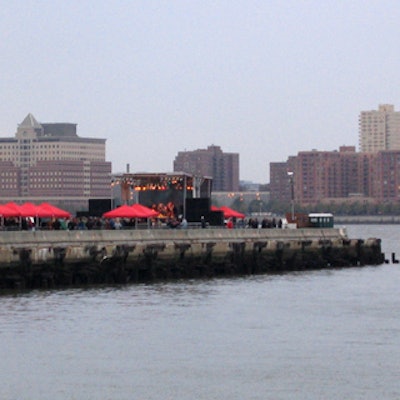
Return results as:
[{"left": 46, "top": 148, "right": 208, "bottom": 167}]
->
[
  {"left": 173, "top": 145, "right": 239, "bottom": 192},
  {"left": 359, "top": 104, "right": 400, "bottom": 152},
  {"left": 0, "top": 114, "right": 111, "bottom": 211},
  {"left": 270, "top": 147, "right": 376, "bottom": 205},
  {"left": 269, "top": 104, "right": 400, "bottom": 206},
  {"left": 371, "top": 150, "right": 400, "bottom": 202}
]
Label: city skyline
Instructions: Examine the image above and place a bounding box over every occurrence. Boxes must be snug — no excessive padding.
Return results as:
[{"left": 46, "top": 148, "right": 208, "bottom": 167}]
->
[
  {"left": 1, "top": 1, "right": 400, "bottom": 183},
  {"left": 4, "top": 103, "right": 400, "bottom": 192}
]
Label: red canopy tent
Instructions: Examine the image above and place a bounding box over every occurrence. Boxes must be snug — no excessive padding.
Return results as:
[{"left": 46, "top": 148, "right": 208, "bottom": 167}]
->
[
  {"left": 103, "top": 204, "right": 159, "bottom": 219},
  {"left": 131, "top": 204, "right": 158, "bottom": 218},
  {"left": 18, "top": 202, "right": 50, "bottom": 218},
  {"left": 40, "top": 202, "right": 71, "bottom": 218},
  {"left": 218, "top": 206, "right": 245, "bottom": 219},
  {"left": 103, "top": 205, "right": 138, "bottom": 219},
  {"left": 0, "top": 202, "right": 70, "bottom": 219},
  {"left": 103, "top": 205, "right": 146, "bottom": 219},
  {"left": 4, "top": 202, "right": 22, "bottom": 217},
  {"left": 0, "top": 204, "right": 17, "bottom": 218},
  {"left": 0, "top": 202, "right": 45, "bottom": 229}
]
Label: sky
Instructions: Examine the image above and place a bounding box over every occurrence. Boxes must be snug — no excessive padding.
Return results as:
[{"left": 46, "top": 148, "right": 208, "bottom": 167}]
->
[{"left": 1, "top": 0, "right": 400, "bottom": 183}]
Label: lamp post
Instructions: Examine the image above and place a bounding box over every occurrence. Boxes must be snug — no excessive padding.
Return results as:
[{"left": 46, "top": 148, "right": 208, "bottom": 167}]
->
[
  {"left": 256, "top": 192, "right": 262, "bottom": 215},
  {"left": 287, "top": 171, "right": 294, "bottom": 222},
  {"left": 110, "top": 179, "right": 115, "bottom": 209}
]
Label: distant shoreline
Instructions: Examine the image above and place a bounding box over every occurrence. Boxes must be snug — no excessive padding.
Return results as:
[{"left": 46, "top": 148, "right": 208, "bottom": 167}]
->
[{"left": 335, "top": 215, "right": 400, "bottom": 224}]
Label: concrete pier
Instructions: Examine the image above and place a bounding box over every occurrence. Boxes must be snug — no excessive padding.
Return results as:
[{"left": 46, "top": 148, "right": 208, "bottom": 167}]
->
[{"left": 0, "top": 228, "right": 384, "bottom": 290}]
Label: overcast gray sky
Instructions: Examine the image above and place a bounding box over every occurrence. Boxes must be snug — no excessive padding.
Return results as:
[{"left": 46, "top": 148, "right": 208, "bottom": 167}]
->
[{"left": 1, "top": 0, "right": 399, "bottom": 183}]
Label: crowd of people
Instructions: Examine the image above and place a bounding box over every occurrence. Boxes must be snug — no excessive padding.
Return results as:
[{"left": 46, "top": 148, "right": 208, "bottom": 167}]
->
[
  {"left": 2, "top": 215, "right": 286, "bottom": 231},
  {"left": 2, "top": 200, "right": 284, "bottom": 231},
  {"left": 226, "top": 217, "right": 283, "bottom": 229}
]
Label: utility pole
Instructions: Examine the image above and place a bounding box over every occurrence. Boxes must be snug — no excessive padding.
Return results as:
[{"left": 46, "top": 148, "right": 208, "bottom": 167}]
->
[{"left": 287, "top": 171, "right": 294, "bottom": 222}]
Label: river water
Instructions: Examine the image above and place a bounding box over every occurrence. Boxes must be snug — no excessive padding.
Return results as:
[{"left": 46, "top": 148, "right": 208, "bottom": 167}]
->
[{"left": 1, "top": 225, "right": 400, "bottom": 400}]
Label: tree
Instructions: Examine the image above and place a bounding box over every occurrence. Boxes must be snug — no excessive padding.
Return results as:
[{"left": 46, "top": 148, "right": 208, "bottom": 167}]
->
[
  {"left": 248, "top": 199, "right": 267, "bottom": 214},
  {"left": 230, "top": 197, "right": 246, "bottom": 213}
]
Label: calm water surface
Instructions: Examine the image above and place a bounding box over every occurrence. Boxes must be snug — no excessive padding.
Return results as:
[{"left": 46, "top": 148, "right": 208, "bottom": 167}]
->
[{"left": 1, "top": 225, "right": 400, "bottom": 400}]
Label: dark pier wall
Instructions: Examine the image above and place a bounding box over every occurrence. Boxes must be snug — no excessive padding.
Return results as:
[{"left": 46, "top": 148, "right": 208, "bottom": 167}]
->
[{"left": 0, "top": 228, "right": 384, "bottom": 291}]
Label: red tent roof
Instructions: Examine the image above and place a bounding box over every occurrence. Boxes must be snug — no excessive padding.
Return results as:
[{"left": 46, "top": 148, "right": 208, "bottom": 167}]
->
[
  {"left": 103, "top": 204, "right": 160, "bottom": 219},
  {"left": 4, "top": 202, "right": 21, "bottom": 216},
  {"left": 131, "top": 204, "right": 158, "bottom": 218},
  {"left": 103, "top": 205, "right": 138, "bottom": 218},
  {"left": 218, "top": 206, "right": 245, "bottom": 219},
  {"left": 18, "top": 202, "right": 51, "bottom": 217},
  {"left": 0, "top": 204, "right": 17, "bottom": 217},
  {"left": 103, "top": 205, "right": 149, "bottom": 219},
  {"left": 0, "top": 202, "right": 70, "bottom": 218},
  {"left": 40, "top": 203, "right": 71, "bottom": 218}
]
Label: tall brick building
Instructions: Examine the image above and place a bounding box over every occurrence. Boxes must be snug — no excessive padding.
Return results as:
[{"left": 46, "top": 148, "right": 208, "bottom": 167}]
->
[
  {"left": 173, "top": 145, "right": 239, "bottom": 192},
  {"left": 270, "top": 146, "right": 383, "bottom": 205},
  {"left": 372, "top": 150, "right": 400, "bottom": 202},
  {"left": 0, "top": 114, "right": 111, "bottom": 211}
]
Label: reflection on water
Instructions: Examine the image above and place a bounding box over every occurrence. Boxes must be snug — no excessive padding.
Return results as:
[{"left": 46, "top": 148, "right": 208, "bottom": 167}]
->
[{"left": 1, "top": 225, "right": 400, "bottom": 400}]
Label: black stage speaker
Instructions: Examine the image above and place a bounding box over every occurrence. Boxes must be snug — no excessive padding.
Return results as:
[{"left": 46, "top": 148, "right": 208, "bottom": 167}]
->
[
  {"left": 89, "top": 199, "right": 112, "bottom": 217},
  {"left": 209, "top": 211, "right": 225, "bottom": 226},
  {"left": 185, "top": 198, "right": 210, "bottom": 222}
]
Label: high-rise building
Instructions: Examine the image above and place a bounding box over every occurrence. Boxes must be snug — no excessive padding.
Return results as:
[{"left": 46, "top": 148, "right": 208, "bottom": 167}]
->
[
  {"left": 269, "top": 160, "right": 294, "bottom": 203},
  {"left": 371, "top": 150, "right": 400, "bottom": 202},
  {"left": 0, "top": 114, "right": 111, "bottom": 211},
  {"left": 173, "top": 145, "right": 239, "bottom": 192},
  {"left": 359, "top": 104, "right": 400, "bottom": 152}
]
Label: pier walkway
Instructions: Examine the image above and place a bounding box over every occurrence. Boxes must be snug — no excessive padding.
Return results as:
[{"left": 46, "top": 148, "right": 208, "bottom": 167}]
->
[{"left": 0, "top": 228, "right": 384, "bottom": 291}]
